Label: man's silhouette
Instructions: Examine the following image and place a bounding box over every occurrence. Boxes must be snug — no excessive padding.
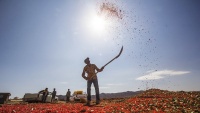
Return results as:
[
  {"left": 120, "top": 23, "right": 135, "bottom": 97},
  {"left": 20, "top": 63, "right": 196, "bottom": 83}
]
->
[
  {"left": 66, "top": 89, "right": 71, "bottom": 102},
  {"left": 51, "top": 88, "right": 56, "bottom": 103},
  {"left": 39, "top": 88, "right": 49, "bottom": 103},
  {"left": 82, "top": 57, "right": 104, "bottom": 105}
]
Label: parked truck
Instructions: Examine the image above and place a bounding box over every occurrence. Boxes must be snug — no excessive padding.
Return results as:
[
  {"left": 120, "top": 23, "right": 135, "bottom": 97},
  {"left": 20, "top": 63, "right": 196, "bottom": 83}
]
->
[
  {"left": 0, "top": 93, "right": 11, "bottom": 104},
  {"left": 70, "top": 90, "right": 87, "bottom": 103},
  {"left": 23, "top": 92, "right": 58, "bottom": 103}
]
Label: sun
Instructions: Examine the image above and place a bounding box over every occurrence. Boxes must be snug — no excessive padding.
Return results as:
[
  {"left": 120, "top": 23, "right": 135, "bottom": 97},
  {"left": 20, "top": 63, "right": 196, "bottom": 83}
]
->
[{"left": 89, "top": 15, "right": 107, "bottom": 34}]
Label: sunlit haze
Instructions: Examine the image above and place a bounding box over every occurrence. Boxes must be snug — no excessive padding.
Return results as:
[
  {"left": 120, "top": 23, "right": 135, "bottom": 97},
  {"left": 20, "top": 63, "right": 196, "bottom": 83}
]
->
[{"left": 89, "top": 15, "right": 107, "bottom": 34}]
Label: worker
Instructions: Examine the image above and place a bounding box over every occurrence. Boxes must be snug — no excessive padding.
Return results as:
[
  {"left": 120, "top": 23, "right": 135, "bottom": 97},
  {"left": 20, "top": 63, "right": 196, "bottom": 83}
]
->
[
  {"left": 66, "top": 89, "right": 71, "bottom": 102},
  {"left": 51, "top": 88, "right": 57, "bottom": 103},
  {"left": 40, "top": 88, "right": 49, "bottom": 103},
  {"left": 82, "top": 57, "right": 104, "bottom": 105}
]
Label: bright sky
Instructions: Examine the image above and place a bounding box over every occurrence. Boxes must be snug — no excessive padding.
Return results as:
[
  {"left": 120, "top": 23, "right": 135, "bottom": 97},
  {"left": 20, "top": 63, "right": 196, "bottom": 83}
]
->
[{"left": 0, "top": 0, "right": 200, "bottom": 98}]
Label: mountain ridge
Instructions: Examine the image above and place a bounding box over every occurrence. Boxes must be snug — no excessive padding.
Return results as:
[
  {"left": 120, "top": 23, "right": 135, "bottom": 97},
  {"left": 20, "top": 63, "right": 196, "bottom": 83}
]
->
[{"left": 57, "top": 90, "right": 144, "bottom": 101}]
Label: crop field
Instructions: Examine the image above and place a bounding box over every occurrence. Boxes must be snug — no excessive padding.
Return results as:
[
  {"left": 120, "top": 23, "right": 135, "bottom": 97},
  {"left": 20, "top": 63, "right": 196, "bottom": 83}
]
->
[{"left": 0, "top": 89, "right": 199, "bottom": 113}]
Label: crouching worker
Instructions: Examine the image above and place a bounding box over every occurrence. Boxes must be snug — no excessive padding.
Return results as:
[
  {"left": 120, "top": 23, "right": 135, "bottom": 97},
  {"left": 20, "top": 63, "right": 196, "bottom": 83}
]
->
[{"left": 39, "top": 88, "right": 49, "bottom": 103}]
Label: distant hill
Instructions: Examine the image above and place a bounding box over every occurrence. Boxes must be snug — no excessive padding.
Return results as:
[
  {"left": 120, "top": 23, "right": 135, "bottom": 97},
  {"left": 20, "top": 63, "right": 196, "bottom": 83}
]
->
[
  {"left": 56, "top": 95, "right": 66, "bottom": 101},
  {"left": 57, "top": 90, "right": 144, "bottom": 101},
  {"left": 92, "top": 91, "right": 143, "bottom": 100}
]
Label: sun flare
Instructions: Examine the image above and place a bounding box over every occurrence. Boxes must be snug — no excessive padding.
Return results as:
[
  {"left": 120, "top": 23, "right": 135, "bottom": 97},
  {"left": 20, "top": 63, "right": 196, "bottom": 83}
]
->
[{"left": 89, "top": 15, "right": 107, "bottom": 34}]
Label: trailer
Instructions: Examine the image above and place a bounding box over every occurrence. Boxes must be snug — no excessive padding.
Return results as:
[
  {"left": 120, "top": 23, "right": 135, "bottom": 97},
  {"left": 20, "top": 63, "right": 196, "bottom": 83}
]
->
[{"left": 23, "top": 92, "right": 58, "bottom": 103}]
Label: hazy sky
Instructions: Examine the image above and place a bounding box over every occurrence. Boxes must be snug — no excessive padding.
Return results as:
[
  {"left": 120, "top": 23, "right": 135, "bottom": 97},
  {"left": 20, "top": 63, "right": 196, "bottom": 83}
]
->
[{"left": 0, "top": 0, "right": 200, "bottom": 98}]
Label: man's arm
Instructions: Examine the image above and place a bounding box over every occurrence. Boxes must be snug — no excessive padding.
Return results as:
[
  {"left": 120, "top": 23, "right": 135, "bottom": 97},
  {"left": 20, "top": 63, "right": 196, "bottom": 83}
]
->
[
  {"left": 94, "top": 64, "right": 104, "bottom": 72},
  {"left": 39, "top": 90, "right": 43, "bottom": 94},
  {"left": 82, "top": 68, "right": 88, "bottom": 80}
]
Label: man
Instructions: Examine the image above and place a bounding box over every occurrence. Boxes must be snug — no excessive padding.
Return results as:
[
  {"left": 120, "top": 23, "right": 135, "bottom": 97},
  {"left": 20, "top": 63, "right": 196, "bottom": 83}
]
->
[
  {"left": 41, "top": 88, "right": 49, "bottom": 103},
  {"left": 82, "top": 57, "right": 104, "bottom": 105},
  {"left": 66, "top": 89, "right": 71, "bottom": 102},
  {"left": 51, "top": 88, "right": 56, "bottom": 103}
]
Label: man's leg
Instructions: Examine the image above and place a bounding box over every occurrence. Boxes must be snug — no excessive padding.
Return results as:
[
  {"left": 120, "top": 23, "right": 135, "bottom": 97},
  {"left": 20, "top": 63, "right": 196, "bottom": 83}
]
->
[
  {"left": 93, "top": 79, "right": 100, "bottom": 104},
  {"left": 42, "top": 95, "right": 45, "bottom": 103},
  {"left": 51, "top": 96, "right": 53, "bottom": 103},
  {"left": 44, "top": 96, "right": 47, "bottom": 103},
  {"left": 87, "top": 80, "right": 92, "bottom": 104}
]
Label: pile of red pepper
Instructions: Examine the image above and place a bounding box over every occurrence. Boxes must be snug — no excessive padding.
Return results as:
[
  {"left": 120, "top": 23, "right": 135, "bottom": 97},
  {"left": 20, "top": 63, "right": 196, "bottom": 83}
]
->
[{"left": 0, "top": 89, "right": 199, "bottom": 113}]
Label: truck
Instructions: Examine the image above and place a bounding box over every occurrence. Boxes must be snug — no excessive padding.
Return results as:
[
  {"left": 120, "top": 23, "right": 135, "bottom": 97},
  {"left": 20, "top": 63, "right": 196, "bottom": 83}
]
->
[
  {"left": 0, "top": 93, "right": 11, "bottom": 104},
  {"left": 23, "top": 92, "right": 58, "bottom": 103},
  {"left": 70, "top": 90, "right": 87, "bottom": 103}
]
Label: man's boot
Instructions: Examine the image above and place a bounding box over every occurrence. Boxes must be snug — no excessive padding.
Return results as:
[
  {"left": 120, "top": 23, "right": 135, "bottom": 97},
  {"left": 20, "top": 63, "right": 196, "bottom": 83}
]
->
[
  {"left": 96, "top": 100, "right": 100, "bottom": 105},
  {"left": 85, "top": 101, "right": 91, "bottom": 106}
]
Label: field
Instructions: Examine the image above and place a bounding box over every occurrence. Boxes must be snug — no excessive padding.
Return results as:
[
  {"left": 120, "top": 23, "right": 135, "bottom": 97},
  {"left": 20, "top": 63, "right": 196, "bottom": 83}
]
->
[{"left": 0, "top": 89, "right": 199, "bottom": 113}]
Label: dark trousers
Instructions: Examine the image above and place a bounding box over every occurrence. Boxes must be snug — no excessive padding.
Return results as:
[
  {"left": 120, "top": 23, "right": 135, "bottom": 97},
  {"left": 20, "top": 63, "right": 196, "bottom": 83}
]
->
[
  {"left": 51, "top": 95, "right": 55, "bottom": 102},
  {"left": 87, "top": 79, "right": 100, "bottom": 101},
  {"left": 42, "top": 95, "right": 47, "bottom": 103},
  {"left": 66, "top": 97, "right": 70, "bottom": 102}
]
